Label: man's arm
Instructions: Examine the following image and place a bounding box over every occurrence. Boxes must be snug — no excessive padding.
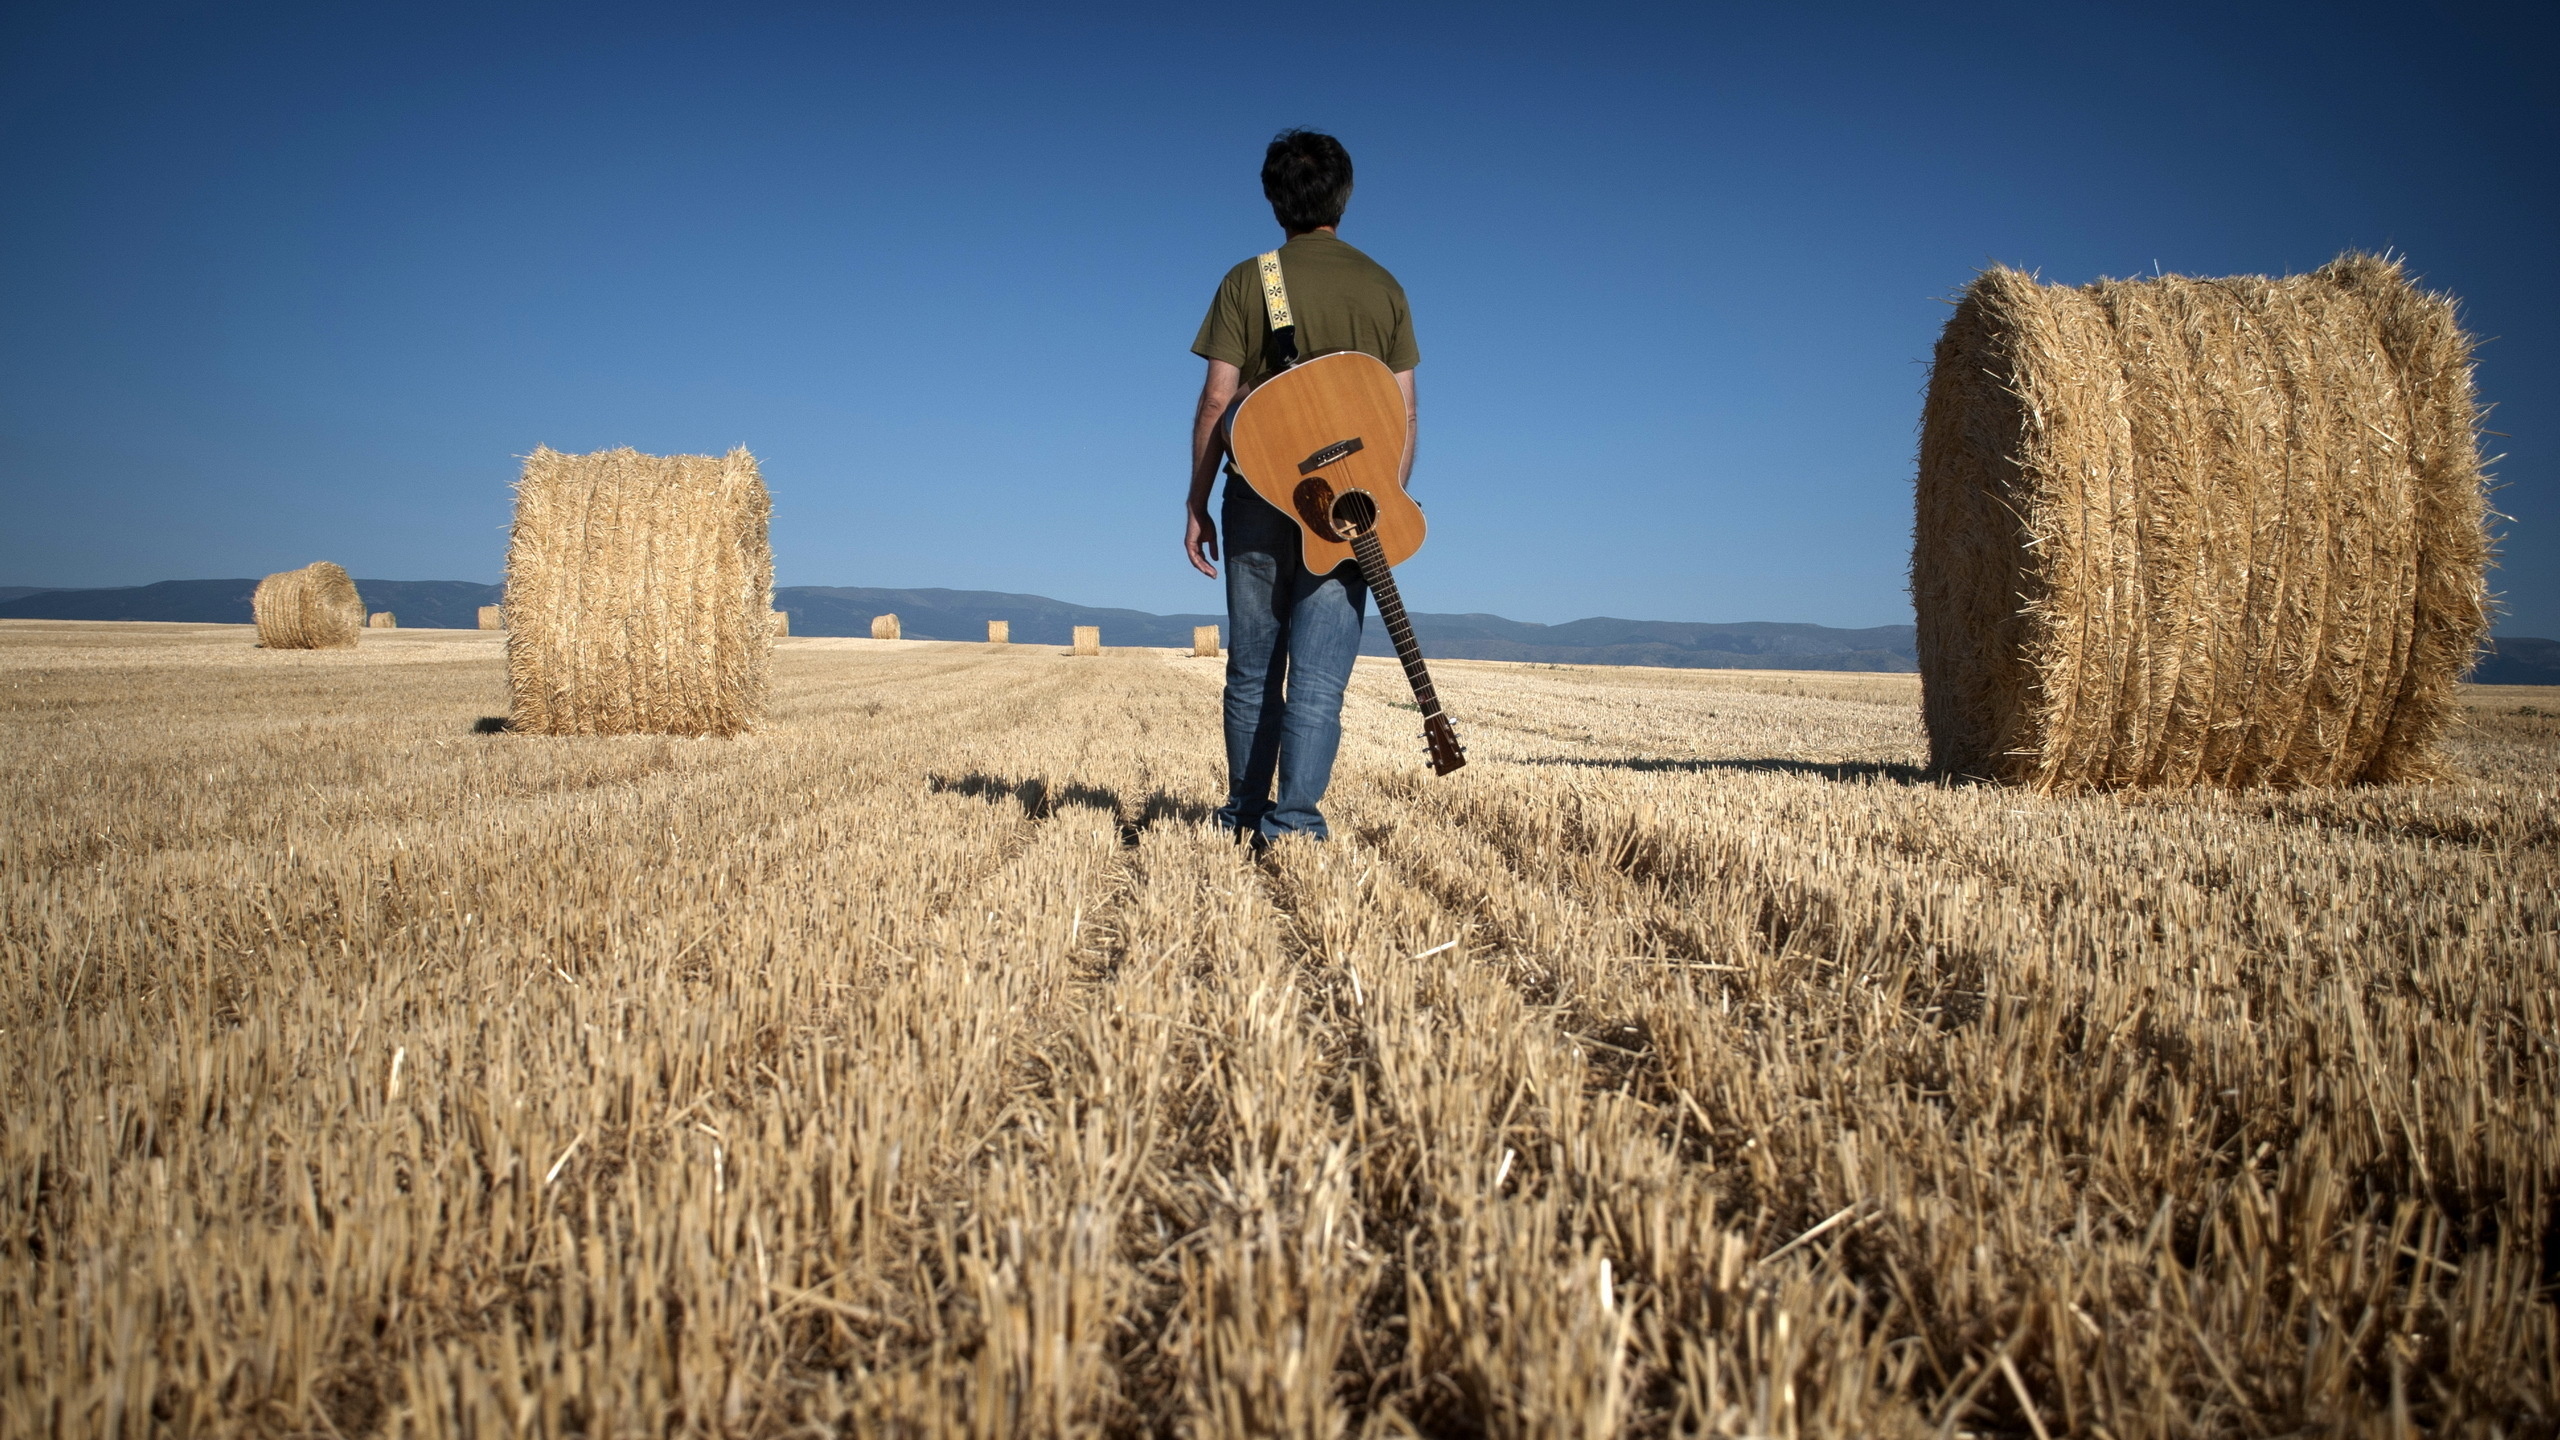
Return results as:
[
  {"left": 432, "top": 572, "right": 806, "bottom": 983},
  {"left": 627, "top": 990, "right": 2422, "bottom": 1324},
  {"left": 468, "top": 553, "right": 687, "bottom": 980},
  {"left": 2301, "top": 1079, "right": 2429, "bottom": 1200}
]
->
[
  {"left": 1397, "top": 368, "right": 1418, "bottom": 489},
  {"left": 1185, "top": 359, "right": 1242, "bottom": 578}
]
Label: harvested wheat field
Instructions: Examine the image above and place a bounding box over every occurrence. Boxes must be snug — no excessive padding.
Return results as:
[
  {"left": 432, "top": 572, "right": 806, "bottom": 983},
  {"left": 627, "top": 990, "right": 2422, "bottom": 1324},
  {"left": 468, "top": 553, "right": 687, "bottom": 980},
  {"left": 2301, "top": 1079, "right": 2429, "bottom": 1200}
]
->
[{"left": 2, "top": 619, "right": 2554, "bottom": 1438}]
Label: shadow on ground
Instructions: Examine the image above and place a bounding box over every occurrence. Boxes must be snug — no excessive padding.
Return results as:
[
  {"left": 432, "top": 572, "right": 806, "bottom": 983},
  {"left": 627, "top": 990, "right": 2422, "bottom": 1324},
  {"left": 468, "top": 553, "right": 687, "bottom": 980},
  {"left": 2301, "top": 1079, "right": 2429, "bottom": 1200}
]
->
[
  {"left": 1522, "top": 754, "right": 1946, "bottom": 785},
  {"left": 928, "top": 772, "right": 1217, "bottom": 845}
]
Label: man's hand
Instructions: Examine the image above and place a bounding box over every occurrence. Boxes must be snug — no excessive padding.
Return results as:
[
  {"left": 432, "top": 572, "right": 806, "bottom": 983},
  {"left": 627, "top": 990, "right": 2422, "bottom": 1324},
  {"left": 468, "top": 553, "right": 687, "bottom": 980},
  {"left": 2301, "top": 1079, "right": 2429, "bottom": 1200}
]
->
[{"left": 1185, "top": 504, "right": 1220, "bottom": 578}]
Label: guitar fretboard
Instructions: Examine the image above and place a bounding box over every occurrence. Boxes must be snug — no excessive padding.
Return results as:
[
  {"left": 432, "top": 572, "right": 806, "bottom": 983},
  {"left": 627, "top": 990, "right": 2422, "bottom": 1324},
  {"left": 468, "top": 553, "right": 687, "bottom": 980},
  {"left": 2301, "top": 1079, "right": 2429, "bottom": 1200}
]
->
[{"left": 1349, "top": 528, "right": 1443, "bottom": 718}]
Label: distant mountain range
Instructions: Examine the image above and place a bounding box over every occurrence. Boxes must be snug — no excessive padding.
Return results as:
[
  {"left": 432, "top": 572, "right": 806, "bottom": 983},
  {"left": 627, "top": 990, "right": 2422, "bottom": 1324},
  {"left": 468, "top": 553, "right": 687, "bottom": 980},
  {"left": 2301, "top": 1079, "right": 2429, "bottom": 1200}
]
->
[
  {"left": 777, "top": 587, "right": 1928, "bottom": 672},
  {"left": 4, "top": 579, "right": 2554, "bottom": 683},
  {"left": 0, "top": 578, "right": 502, "bottom": 630}
]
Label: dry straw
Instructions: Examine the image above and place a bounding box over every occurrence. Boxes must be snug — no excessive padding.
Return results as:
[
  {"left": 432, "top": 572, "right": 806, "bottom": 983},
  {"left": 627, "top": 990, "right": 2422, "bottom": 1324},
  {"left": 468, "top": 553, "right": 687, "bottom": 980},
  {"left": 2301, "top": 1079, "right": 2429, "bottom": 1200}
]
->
[
  {"left": 502, "top": 446, "right": 773, "bottom": 737},
  {"left": 1072, "top": 625, "right": 1101, "bottom": 656},
  {"left": 478, "top": 605, "right": 504, "bottom": 631},
  {"left": 871, "top": 614, "right": 901, "bottom": 641},
  {"left": 368, "top": 612, "right": 396, "bottom": 629},
  {"left": 251, "top": 562, "right": 364, "bottom": 650},
  {"left": 1913, "top": 253, "right": 2490, "bottom": 790},
  {"left": 1194, "top": 625, "right": 1220, "bottom": 658},
  {"left": 771, "top": 610, "right": 790, "bottom": 637},
  {"left": 988, "top": 620, "right": 1010, "bottom": 644}
]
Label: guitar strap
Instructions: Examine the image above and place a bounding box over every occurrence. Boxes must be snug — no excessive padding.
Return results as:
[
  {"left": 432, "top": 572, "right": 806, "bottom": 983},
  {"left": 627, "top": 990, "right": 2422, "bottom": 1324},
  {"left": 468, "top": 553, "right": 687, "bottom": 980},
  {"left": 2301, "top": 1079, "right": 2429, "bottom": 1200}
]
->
[
  {"left": 1256, "top": 250, "right": 1299, "bottom": 371},
  {"left": 1221, "top": 251, "right": 1299, "bottom": 478}
]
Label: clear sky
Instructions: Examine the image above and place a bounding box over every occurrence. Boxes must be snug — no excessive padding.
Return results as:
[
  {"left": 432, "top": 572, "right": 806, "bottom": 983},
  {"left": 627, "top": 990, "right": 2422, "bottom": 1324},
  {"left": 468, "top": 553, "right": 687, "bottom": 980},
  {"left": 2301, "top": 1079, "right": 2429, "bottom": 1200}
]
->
[{"left": 4, "top": 1, "right": 2553, "bottom": 633}]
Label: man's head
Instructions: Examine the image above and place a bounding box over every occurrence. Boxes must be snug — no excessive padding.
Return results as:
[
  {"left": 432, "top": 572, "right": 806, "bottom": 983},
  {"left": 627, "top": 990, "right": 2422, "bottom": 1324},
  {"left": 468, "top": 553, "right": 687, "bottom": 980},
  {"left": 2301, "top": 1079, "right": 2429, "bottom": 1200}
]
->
[{"left": 1262, "top": 130, "right": 1353, "bottom": 235}]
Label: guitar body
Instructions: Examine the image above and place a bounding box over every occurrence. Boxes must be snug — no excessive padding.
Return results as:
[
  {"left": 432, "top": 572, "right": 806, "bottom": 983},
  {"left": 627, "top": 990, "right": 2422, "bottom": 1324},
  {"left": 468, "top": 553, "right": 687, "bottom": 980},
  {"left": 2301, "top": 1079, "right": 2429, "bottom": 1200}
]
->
[
  {"left": 1224, "top": 348, "right": 1465, "bottom": 776},
  {"left": 1228, "top": 351, "right": 1425, "bottom": 574}
]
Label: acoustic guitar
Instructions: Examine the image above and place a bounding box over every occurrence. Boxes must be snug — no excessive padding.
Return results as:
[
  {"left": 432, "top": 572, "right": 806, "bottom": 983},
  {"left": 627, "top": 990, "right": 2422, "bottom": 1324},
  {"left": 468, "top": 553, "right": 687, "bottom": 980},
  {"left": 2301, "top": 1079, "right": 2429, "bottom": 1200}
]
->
[{"left": 1227, "top": 349, "right": 1467, "bottom": 775}]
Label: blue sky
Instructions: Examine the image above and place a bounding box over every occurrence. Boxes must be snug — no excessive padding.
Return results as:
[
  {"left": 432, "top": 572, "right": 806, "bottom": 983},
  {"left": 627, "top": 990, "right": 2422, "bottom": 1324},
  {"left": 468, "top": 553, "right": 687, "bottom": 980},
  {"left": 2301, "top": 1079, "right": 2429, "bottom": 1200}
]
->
[{"left": 3, "top": 1, "right": 2553, "bottom": 632}]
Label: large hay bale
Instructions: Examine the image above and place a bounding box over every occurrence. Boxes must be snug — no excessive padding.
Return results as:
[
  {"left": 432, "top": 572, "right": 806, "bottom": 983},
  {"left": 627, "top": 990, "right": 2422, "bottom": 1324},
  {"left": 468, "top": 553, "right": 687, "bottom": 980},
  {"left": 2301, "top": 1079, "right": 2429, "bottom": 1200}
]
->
[
  {"left": 771, "top": 610, "right": 790, "bottom": 637},
  {"left": 987, "top": 620, "right": 1009, "bottom": 644},
  {"left": 1194, "top": 625, "right": 1220, "bottom": 658},
  {"left": 871, "top": 614, "right": 900, "bottom": 640},
  {"left": 503, "top": 446, "right": 773, "bottom": 737},
  {"left": 252, "top": 562, "right": 364, "bottom": 650},
  {"left": 478, "top": 605, "right": 505, "bottom": 631},
  {"left": 1913, "top": 254, "right": 2489, "bottom": 791},
  {"left": 1071, "top": 625, "right": 1100, "bottom": 656},
  {"left": 368, "top": 612, "right": 397, "bottom": 629}
]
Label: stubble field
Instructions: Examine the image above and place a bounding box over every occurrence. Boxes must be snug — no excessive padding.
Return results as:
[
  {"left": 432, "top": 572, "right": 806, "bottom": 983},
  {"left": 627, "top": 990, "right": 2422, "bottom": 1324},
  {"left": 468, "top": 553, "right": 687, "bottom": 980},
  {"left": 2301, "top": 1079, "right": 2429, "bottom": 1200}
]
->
[{"left": 3, "top": 619, "right": 2555, "bottom": 1438}]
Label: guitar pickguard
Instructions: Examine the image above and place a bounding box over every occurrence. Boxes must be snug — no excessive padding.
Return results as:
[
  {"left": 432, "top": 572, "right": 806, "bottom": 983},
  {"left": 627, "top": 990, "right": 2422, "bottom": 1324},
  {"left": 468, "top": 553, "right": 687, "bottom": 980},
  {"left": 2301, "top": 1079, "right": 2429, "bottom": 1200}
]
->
[{"left": 1292, "top": 478, "right": 1344, "bottom": 541}]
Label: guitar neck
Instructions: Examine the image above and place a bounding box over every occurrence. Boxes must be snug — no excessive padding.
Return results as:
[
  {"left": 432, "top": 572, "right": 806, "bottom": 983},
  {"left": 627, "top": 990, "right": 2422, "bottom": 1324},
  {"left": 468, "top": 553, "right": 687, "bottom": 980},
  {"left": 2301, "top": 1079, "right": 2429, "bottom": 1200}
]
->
[{"left": 1348, "top": 528, "right": 1445, "bottom": 718}]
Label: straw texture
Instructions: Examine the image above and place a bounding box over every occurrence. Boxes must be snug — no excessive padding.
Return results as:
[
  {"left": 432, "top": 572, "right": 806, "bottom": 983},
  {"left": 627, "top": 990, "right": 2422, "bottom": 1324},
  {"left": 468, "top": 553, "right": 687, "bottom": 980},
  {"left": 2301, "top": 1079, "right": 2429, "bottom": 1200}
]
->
[
  {"left": 1194, "top": 625, "right": 1221, "bottom": 658},
  {"left": 871, "top": 614, "right": 900, "bottom": 641},
  {"left": 1072, "top": 625, "right": 1100, "bottom": 656},
  {"left": 503, "top": 446, "right": 773, "bottom": 737},
  {"left": 1913, "top": 254, "right": 2489, "bottom": 790},
  {"left": 771, "top": 610, "right": 789, "bottom": 637},
  {"left": 987, "top": 620, "right": 1009, "bottom": 644},
  {"left": 478, "top": 605, "right": 505, "bottom": 631},
  {"left": 368, "top": 612, "right": 396, "bottom": 629},
  {"left": 251, "top": 563, "right": 364, "bottom": 650}
]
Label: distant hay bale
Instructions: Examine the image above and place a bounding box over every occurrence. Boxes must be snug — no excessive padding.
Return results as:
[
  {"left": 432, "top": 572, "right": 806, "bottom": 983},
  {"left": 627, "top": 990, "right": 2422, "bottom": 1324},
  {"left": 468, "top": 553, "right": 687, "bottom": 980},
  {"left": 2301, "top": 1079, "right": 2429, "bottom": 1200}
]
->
[
  {"left": 478, "top": 605, "right": 504, "bottom": 631},
  {"left": 368, "top": 612, "right": 397, "bottom": 629},
  {"left": 1071, "top": 625, "right": 1100, "bottom": 656},
  {"left": 871, "top": 614, "right": 900, "bottom": 640},
  {"left": 252, "top": 562, "right": 364, "bottom": 650},
  {"left": 987, "top": 620, "right": 1009, "bottom": 644},
  {"left": 1913, "top": 253, "right": 2490, "bottom": 790},
  {"left": 503, "top": 446, "right": 773, "bottom": 737},
  {"left": 771, "top": 610, "right": 789, "bottom": 637},
  {"left": 1194, "top": 625, "right": 1220, "bottom": 658}
]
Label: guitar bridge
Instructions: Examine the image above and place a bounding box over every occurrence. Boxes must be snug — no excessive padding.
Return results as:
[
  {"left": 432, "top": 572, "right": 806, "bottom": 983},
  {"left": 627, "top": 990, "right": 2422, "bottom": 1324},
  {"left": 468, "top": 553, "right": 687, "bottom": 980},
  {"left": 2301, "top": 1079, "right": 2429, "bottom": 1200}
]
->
[{"left": 1298, "top": 436, "right": 1364, "bottom": 474}]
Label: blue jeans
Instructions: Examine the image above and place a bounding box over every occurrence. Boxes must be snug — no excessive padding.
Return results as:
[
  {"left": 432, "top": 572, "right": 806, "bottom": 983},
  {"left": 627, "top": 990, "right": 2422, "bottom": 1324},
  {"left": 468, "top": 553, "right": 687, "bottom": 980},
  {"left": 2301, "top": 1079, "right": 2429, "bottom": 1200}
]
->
[{"left": 1217, "top": 477, "right": 1368, "bottom": 841}]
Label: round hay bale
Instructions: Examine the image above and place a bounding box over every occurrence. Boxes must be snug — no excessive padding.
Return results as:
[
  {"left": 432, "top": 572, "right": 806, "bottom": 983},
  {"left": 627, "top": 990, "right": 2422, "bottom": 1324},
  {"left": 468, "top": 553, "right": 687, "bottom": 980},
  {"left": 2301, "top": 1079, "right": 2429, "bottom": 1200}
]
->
[
  {"left": 987, "top": 620, "right": 1009, "bottom": 644},
  {"left": 478, "top": 605, "right": 505, "bottom": 630},
  {"left": 771, "top": 609, "right": 790, "bottom": 637},
  {"left": 871, "top": 614, "right": 900, "bottom": 640},
  {"left": 502, "top": 446, "right": 773, "bottom": 737},
  {"left": 1071, "top": 625, "right": 1101, "bottom": 656},
  {"left": 1913, "top": 254, "right": 2489, "bottom": 790},
  {"left": 1193, "top": 624, "right": 1220, "bottom": 658},
  {"left": 368, "top": 612, "right": 397, "bottom": 629},
  {"left": 252, "top": 562, "right": 364, "bottom": 650}
]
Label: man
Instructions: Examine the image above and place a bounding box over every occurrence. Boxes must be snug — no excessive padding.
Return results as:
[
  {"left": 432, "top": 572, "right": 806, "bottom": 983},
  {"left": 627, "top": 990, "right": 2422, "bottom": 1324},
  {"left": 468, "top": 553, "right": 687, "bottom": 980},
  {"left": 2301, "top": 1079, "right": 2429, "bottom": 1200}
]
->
[{"left": 1185, "top": 129, "right": 1419, "bottom": 844}]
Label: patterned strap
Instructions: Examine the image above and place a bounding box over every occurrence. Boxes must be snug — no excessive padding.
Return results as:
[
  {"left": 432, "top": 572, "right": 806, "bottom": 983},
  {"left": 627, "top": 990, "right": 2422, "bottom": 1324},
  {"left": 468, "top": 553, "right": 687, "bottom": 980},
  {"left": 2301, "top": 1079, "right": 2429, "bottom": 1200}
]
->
[{"left": 1256, "top": 250, "right": 1293, "bottom": 333}]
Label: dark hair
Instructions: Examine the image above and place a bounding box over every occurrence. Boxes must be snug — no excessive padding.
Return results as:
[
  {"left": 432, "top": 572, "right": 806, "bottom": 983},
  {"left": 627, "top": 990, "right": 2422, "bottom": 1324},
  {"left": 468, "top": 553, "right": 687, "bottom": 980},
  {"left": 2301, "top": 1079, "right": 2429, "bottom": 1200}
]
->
[{"left": 1261, "top": 130, "right": 1353, "bottom": 233}]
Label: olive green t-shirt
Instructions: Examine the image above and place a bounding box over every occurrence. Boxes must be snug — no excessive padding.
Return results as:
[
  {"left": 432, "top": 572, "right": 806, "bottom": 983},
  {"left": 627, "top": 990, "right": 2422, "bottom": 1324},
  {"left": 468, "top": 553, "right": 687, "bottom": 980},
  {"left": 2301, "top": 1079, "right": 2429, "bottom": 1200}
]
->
[{"left": 1190, "top": 231, "right": 1419, "bottom": 393}]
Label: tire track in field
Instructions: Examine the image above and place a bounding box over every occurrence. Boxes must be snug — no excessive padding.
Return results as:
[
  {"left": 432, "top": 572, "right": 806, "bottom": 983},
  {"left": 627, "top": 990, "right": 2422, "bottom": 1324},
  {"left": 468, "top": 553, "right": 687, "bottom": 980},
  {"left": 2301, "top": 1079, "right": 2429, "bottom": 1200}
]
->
[
  {"left": 1242, "top": 813, "right": 1665, "bottom": 1432},
  {"left": 813, "top": 661, "right": 1178, "bottom": 1428}
]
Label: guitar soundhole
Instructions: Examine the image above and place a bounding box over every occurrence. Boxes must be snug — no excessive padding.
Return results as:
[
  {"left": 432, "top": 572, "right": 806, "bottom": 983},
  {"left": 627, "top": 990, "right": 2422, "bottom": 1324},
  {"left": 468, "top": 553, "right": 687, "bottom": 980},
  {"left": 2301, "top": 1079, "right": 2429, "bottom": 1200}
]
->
[{"left": 1330, "top": 489, "right": 1379, "bottom": 538}]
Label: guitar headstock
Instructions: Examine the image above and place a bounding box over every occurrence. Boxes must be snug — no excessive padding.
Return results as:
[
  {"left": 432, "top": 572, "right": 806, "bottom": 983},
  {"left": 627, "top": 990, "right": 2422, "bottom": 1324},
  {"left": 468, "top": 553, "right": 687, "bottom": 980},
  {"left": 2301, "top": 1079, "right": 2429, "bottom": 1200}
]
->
[{"left": 1423, "top": 713, "right": 1467, "bottom": 776}]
